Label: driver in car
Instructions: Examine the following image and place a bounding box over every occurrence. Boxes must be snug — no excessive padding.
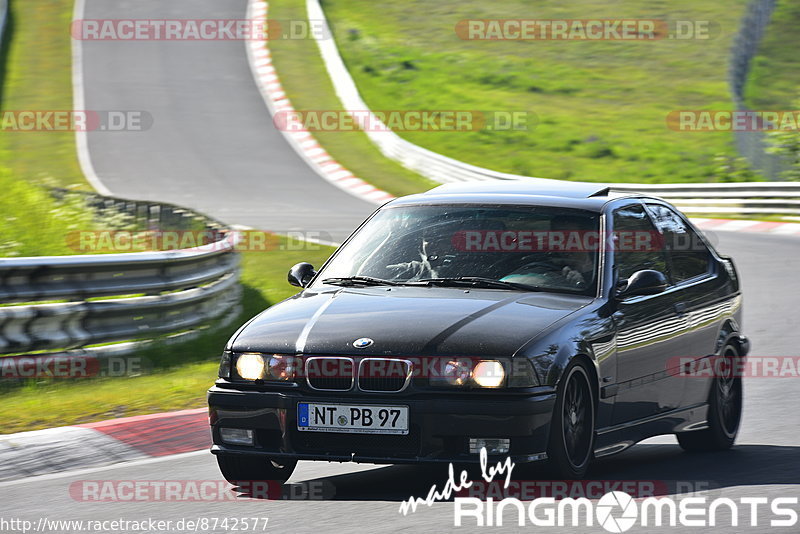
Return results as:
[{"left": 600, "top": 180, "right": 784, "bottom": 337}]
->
[
  {"left": 501, "top": 214, "right": 596, "bottom": 289},
  {"left": 555, "top": 214, "right": 596, "bottom": 287}
]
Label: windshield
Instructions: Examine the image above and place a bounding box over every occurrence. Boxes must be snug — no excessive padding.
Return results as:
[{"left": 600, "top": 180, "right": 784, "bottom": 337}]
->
[{"left": 313, "top": 204, "right": 600, "bottom": 295}]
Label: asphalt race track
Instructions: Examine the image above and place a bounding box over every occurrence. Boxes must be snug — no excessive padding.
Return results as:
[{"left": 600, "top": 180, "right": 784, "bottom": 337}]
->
[{"left": 7, "top": 0, "right": 797, "bottom": 532}]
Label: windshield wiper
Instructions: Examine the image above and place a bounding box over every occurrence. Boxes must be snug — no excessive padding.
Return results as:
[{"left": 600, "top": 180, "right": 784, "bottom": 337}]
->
[
  {"left": 414, "top": 277, "right": 540, "bottom": 291},
  {"left": 322, "top": 276, "right": 400, "bottom": 287}
]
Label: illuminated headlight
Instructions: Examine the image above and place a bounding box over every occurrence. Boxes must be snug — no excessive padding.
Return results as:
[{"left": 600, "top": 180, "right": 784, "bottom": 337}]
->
[
  {"left": 473, "top": 360, "right": 506, "bottom": 388},
  {"left": 234, "top": 353, "right": 298, "bottom": 381},
  {"left": 235, "top": 353, "right": 266, "bottom": 380},
  {"left": 431, "top": 358, "right": 507, "bottom": 388}
]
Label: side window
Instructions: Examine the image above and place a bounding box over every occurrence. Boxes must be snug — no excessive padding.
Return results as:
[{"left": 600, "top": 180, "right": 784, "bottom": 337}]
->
[
  {"left": 612, "top": 205, "right": 669, "bottom": 281},
  {"left": 646, "top": 204, "right": 711, "bottom": 283}
]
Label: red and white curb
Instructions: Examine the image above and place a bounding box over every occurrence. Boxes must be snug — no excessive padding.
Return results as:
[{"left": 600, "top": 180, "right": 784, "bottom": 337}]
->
[
  {"left": 0, "top": 408, "right": 209, "bottom": 482},
  {"left": 692, "top": 218, "right": 800, "bottom": 236},
  {"left": 246, "top": 0, "right": 395, "bottom": 206}
]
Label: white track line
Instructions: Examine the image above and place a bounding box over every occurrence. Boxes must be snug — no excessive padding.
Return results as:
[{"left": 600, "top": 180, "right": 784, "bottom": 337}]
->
[
  {"left": 0, "top": 450, "right": 210, "bottom": 488},
  {"left": 71, "top": 0, "right": 111, "bottom": 195}
]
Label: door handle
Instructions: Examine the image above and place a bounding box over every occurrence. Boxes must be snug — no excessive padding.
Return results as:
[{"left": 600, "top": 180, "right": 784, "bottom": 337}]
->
[{"left": 674, "top": 302, "right": 687, "bottom": 315}]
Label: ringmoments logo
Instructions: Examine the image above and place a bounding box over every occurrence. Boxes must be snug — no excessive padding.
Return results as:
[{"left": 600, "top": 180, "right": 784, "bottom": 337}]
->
[
  {"left": 452, "top": 491, "right": 799, "bottom": 529},
  {"left": 397, "top": 449, "right": 799, "bottom": 530}
]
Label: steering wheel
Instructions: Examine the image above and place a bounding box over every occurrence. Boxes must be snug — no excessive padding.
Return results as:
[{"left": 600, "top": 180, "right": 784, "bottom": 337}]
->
[
  {"left": 515, "top": 260, "right": 565, "bottom": 274},
  {"left": 487, "top": 252, "right": 564, "bottom": 277}
]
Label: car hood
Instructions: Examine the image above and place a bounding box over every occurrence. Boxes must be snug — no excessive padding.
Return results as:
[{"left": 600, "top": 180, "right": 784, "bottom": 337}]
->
[{"left": 230, "top": 287, "right": 592, "bottom": 358}]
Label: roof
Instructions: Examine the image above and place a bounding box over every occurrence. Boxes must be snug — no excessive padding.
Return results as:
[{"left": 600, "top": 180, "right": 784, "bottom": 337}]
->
[
  {"left": 425, "top": 179, "right": 610, "bottom": 199},
  {"left": 387, "top": 179, "right": 636, "bottom": 211}
]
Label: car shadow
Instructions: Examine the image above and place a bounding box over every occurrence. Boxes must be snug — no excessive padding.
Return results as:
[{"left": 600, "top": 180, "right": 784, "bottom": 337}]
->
[{"left": 236, "top": 443, "right": 800, "bottom": 501}]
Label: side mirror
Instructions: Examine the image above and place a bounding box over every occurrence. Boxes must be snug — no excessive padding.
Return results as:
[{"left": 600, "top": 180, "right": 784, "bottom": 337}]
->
[
  {"left": 288, "top": 262, "right": 316, "bottom": 288},
  {"left": 616, "top": 269, "right": 667, "bottom": 299}
]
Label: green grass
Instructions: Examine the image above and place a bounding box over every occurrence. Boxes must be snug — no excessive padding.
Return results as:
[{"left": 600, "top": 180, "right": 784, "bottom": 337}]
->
[
  {"left": 0, "top": 239, "right": 336, "bottom": 433},
  {"left": 743, "top": 2, "right": 800, "bottom": 110},
  {"left": 0, "top": 0, "right": 87, "bottom": 188},
  {"left": 0, "top": 0, "right": 98, "bottom": 257},
  {"left": 313, "top": 0, "right": 755, "bottom": 184},
  {"left": 0, "top": 361, "right": 218, "bottom": 434},
  {"left": 268, "top": 0, "right": 435, "bottom": 196},
  {"left": 0, "top": 170, "right": 98, "bottom": 256}
]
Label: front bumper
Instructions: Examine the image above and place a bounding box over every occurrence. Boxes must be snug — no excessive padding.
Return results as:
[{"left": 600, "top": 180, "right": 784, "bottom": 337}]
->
[{"left": 208, "top": 385, "right": 556, "bottom": 464}]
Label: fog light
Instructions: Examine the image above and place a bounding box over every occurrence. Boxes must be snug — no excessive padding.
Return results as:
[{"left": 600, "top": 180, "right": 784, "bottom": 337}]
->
[
  {"left": 469, "top": 438, "right": 510, "bottom": 455},
  {"left": 220, "top": 428, "right": 254, "bottom": 446}
]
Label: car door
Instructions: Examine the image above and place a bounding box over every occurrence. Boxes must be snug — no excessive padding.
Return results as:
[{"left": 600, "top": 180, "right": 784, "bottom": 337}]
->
[
  {"left": 644, "top": 202, "right": 725, "bottom": 407},
  {"left": 608, "top": 203, "right": 688, "bottom": 425}
]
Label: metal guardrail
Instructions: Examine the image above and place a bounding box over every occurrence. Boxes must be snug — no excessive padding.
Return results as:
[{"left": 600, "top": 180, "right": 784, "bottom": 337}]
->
[
  {"left": 307, "top": 0, "right": 800, "bottom": 215},
  {"left": 0, "top": 192, "right": 241, "bottom": 355},
  {"left": 609, "top": 182, "right": 800, "bottom": 215}
]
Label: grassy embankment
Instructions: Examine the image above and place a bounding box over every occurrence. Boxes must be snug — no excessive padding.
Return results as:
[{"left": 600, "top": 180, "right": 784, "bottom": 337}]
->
[{"left": 301, "top": 0, "right": 754, "bottom": 184}]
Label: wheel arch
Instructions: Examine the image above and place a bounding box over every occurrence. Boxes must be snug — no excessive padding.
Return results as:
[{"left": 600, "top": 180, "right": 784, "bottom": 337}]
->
[
  {"left": 716, "top": 318, "right": 746, "bottom": 356},
  {"left": 552, "top": 351, "right": 601, "bottom": 412}
]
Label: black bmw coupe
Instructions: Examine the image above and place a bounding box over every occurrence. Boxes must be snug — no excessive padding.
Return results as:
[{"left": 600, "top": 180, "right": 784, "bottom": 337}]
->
[{"left": 208, "top": 180, "right": 748, "bottom": 480}]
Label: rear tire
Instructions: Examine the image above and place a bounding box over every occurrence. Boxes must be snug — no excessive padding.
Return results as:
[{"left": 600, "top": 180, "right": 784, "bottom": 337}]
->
[
  {"left": 677, "top": 344, "right": 742, "bottom": 452},
  {"left": 216, "top": 454, "right": 297, "bottom": 484},
  {"left": 546, "top": 360, "right": 595, "bottom": 479}
]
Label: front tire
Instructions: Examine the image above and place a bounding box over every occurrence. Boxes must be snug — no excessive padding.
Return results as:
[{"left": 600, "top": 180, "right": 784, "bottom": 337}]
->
[
  {"left": 546, "top": 360, "right": 596, "bottom": 479},
  {"left": 677, "top": 344, "right": 742, "bottom": 452},
  {"left": 216, "top": 454, "right": 297, "bottom": 485}
]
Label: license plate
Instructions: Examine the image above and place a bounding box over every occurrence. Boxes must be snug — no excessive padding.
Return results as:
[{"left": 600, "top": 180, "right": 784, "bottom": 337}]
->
[{"left": 297, "top": 403, "right": 409, "bottom": 435}]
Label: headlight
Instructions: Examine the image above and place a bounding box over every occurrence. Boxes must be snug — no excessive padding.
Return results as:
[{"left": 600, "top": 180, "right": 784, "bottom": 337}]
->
[
  {"left": 473, "top": 360, "right": 505, "bottom": 388},
  {"left": 442, "top": 359, "right": 472, "bottom": 386},
  {"left": 233, "top": 353, "right": 298, "bottom": 381},
  {"left": 267, "top": 355, "right": 298, "bottom": 380},
  {"left": 235, "top": 353, "right": 266, "bottom": 380},
  {"left": 431, "top": 358, "right": 507, "bottom": 388}
]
